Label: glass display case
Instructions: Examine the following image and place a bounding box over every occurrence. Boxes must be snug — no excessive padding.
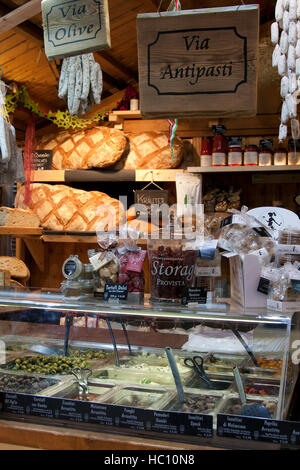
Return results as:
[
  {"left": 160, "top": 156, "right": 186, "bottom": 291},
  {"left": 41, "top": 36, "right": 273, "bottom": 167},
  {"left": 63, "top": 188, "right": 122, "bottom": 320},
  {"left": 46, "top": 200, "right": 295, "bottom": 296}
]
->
[{"left": 0, "top": 287, "right": 299, "bottom": 450}]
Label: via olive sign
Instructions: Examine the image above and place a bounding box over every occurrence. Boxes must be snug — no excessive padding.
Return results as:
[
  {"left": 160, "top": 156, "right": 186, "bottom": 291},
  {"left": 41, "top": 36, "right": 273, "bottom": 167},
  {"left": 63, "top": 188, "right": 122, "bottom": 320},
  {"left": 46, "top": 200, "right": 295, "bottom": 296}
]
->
[
  {"left": 137, "top": 5, "right": 259, "bottom": 119},
  {"left": 42, "top": 0, "right": 111, "bottom": 60}
]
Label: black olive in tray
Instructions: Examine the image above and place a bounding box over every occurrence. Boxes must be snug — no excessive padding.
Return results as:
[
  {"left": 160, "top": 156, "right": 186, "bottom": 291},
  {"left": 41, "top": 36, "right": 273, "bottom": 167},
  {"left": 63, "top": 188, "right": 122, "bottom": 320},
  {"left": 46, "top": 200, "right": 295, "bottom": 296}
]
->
[
  {"left": 0, "top": 372, "right": 58, "bottom": 395},
  {"left": 163, "top": 392, "right": 223, "bottom": 415},
  {"left": 218, "top": 396, "right": 278, "bottom": 419}
]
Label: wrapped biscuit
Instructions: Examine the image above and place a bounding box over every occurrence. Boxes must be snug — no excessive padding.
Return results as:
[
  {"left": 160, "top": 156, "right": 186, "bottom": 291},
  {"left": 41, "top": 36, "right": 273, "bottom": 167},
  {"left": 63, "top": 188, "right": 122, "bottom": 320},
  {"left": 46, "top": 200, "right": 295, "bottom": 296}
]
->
[{"left": 89, "top": 231, "right": 120, "bottom": 294}]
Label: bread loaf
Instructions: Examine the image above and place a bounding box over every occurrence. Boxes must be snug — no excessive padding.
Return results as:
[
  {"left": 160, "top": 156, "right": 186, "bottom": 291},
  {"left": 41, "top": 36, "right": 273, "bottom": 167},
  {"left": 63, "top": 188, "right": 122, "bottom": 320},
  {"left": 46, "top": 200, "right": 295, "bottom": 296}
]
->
[
  {"left": 36, "top": 127, "right": 127, "bottom": 170},
  {"left": 0, "top": 257, "right": 30, "bottom": 280},
  {"left": 0, "top": 207, "right": 40, "bottom": 227},
  {"left": 114, "top": 132, "right": 184, "bottom": 169},
  {"left": 15, "top": 184, "right": 124, "bottom": 232}
]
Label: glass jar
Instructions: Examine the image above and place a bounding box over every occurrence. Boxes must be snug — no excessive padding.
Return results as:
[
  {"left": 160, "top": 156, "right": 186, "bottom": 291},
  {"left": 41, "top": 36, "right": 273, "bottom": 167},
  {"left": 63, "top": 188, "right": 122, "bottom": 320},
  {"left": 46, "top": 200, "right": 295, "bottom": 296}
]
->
[
  {"left": 288, "top": 139, "right": 300, "bottom": 165},
  {"left": 274, "top": 148, "right": 287, "bottom": 166},
  {"left": 62, "top": 255, "right": 83, "bottom": 280},
  {"left": 259, "top": 148, "right": 272, "bottom": 166},
  {"left": 60, "top": 280, "right": 82, "bottom": 298},
  {"left": 212, "top": 134, "right": 227, "bottom": 166},
  {"left": 228, "top": 145, "right": 242, "bottom": 166},
  {"left": 147, "top": 222, "right": 198, "bottom": 304},
  {"left": 244, "top": 144, "right": 258, "bottom": 166},
  {"left": 200, "top": 137, "right": 212, "bottom": 167},
  {"left": 79, "top": 279, "right": 95, "bottom": 296}
]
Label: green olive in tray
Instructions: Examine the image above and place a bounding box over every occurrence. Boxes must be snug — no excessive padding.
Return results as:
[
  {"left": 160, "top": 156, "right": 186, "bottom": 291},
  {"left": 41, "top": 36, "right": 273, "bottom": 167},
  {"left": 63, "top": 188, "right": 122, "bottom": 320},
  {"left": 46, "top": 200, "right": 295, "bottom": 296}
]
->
[{"left": 4, "top": 355, "right": 90, "bottom": 376}]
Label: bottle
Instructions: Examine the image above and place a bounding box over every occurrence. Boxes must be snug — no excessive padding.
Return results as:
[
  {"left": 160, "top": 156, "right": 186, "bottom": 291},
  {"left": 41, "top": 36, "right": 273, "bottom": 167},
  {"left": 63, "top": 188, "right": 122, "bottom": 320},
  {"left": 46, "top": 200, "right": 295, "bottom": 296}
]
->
[
  {"left": 259, "top": 140, "right": 273, "bottom": 166},
  {"left": 288, "top": 139, "right": 300, "bottom": 165},
  {"left": 228, "top": 141, "right": 242, "bottom": 166},
  {"left": 200, "top": 137, "right": 212, "bottom": 167},
  {"left": 212, "top": 133, "right": 227, "bottom": 166},
  {"left": 274, "top": 148, "right": 287, "bottom": 166},
  {"left": 244, "top": 144, "right": 258, "bottom": 166}
]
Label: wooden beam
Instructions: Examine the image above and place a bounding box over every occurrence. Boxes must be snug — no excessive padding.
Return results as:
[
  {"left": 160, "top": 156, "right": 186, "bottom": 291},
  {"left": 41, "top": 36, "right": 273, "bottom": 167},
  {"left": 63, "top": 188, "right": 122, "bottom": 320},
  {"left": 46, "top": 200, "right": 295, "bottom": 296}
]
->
[
  {"left": 95, "top": 51, "right": 138, "bottom": 83},
  {"left": 0, "top": 0, "right": 42, "bottom": 35},
  {"left": 0, "top": 3, "right": 43, "bottom": 45}
]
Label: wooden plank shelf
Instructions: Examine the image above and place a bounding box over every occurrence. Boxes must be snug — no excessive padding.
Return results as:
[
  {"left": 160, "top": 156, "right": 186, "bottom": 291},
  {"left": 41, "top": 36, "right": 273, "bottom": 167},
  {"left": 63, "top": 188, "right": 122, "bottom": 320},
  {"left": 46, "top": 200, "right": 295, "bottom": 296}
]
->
[
  {"left": 30, "top": 166, "right": 300, "bottom": 184},
  {"left": 188, "top": 165, "right": 300, "bottom": 173},
  {"left": 0, "top": 227, "right": 42, "bottom": 236}
]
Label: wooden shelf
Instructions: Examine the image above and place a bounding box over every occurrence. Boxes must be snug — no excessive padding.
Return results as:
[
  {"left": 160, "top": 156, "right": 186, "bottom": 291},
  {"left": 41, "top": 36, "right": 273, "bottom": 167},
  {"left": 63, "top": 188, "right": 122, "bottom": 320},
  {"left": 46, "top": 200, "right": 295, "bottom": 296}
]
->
[
  {"left": 31, "top": 169, "right": 184, "bottom": 183},
  {"left": 0, "top": 227, "right": 42, "bottom": 237},
  {"left": 188, "top": 165, "right": 300, "bottom": 173}
]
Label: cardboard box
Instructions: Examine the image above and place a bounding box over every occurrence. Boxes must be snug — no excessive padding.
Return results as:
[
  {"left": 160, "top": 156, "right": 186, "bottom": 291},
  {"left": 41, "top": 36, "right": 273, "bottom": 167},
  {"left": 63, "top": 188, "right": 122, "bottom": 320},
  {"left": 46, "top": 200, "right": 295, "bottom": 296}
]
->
[{"left": 224, "top": 252, "right": 267, "bottom": 309}]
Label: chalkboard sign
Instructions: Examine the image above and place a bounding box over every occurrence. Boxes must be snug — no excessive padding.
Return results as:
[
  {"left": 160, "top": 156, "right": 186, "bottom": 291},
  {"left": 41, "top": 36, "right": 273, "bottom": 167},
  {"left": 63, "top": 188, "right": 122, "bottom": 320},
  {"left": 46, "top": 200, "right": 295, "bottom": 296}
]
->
[
  {"left": 103, "top": 283, "right": 128, "bottom": 300},
  {"left": 134, "top": 190, "right": 169, "bottom": 219},
  {"left": 181, "top": 287, "right": 207, "bottom": 305},
  {"left": 22, "top": 150, "right": 53, "bottom": 170}
]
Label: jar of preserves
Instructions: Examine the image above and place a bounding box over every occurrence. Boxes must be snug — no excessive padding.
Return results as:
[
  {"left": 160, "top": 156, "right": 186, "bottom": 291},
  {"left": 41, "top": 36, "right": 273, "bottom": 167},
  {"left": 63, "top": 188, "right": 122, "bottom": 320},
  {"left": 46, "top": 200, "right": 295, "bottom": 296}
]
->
[
  {"left": 288, "top": 139, "right": 300, "bottom": 165},
  {"left": 244, "top": 144, "right": 258, "bottom": 166},
  {"left": 228, "top": 144, "right": 242, "bottom": 166},
  {"left": 200, "top": 137, "right": 212, "bottom": 167},
  {"left": 259, "top": 140, "right": 273, "bottom": 166},
  {"left": 212, "top": 134, "right": 227, "bottom": 166},
  {"left": 274, "top": 148, "right": 287, "bottom": 166}
]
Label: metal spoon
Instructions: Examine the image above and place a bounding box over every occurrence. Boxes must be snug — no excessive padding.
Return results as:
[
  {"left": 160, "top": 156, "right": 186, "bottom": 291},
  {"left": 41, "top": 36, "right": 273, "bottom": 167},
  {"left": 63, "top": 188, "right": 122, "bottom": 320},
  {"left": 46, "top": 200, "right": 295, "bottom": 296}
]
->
[
  {"left": 233, "top": 366, "right": 271, "bottom": 418},
  {"left": 165, "top": 347, "right": 185, "bottom": 405}
]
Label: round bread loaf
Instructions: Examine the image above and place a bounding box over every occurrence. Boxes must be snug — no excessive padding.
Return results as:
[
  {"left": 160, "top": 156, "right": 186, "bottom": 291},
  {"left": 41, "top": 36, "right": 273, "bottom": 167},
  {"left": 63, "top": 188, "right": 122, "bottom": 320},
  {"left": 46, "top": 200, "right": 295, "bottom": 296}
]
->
[
  {"left": 0, "top": 257, "right": 30, "bottom": 281},
  {"left": 114, "top": 132, "right": 184, "bottom": 169},
  {"left": 36, "top": 126, "right": 127, "bottom": 170},
  {"left": 15, "top": 184, "right": 124, "bottom": 232}
]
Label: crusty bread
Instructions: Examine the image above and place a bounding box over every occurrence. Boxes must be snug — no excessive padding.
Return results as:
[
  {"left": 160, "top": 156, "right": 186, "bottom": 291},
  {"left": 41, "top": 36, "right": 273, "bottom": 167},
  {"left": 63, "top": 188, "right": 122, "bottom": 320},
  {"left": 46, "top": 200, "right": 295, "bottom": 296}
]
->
[
  {"left": 15, "top": 184, "right": 124, "bottom": 232},
  {"left": 114, "top": 132, "right": 184, "bottom": 169},
  {"left": 0, "top": 207, "right": 40, "bottom": 227},
  {"left": 0, "top": 257, "right": 30, "bottom": 280},
  {"left": 36, "top": 126, "right": 127, "bottom": 170}
]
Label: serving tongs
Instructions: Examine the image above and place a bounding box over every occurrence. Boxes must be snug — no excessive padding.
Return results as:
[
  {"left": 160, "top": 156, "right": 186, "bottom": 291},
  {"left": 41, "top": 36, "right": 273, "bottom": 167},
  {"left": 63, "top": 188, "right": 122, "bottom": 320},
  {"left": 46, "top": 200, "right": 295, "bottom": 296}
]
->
[
  {"left": 71, "top": 367, "right": 92, "bottom": 400},
  {"left": 183, "top": 355, "right": 216, "bottom": 389}
]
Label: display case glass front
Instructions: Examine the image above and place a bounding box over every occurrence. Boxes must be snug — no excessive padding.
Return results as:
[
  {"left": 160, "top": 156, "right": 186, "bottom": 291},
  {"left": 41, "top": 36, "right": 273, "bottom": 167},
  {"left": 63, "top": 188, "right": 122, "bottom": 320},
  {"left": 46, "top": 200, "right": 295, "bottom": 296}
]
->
[{"left": 0, "top": 287, "right": 299, "bottom": 449}]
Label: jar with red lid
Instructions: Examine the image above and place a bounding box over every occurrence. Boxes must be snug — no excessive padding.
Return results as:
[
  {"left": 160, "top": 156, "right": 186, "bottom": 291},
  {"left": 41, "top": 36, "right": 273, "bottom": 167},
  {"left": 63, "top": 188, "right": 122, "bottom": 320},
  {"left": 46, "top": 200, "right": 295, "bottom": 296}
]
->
[
  {"left": 244, "top": 144, "right": 258, "bottom": 166},
  {"left": 274, "top": 147, "right": 287, "bottom": 166},
  {"left": 200, "top": 137, "right": 212, "bottom": 167},
  {"left": 212, "top": 134, "right": 227, "bottom": 166},
  {"left": 288, "top": 139, "right": 300, "bottom": 165},
  {"left": 228, "top": 144, "right": 242, "bottom": 166}
]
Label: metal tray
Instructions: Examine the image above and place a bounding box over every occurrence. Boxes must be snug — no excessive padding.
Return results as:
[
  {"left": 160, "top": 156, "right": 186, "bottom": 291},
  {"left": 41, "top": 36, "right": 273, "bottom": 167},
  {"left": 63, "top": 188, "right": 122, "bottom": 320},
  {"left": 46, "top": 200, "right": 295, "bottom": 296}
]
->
[
  {"left": 203, "top": 353, "right": 246, "bottom": 374},
  {"left": 0, "top": 370, "right": 61, "bottom": 396},
  {"left": 48, "top": 380, "right": 116, "bottom": 402},
  {"left": 229, "top": 378, "right": 280, "bottom": 397},
  {"left": 91, "top": 366, "right": 193, "bottom": 387},
  {"left": 101, "top": 385, "right": 168, "bottom": 409},
  {"left": 162, "top": 390, "right": 224, "bottom": 415},
  {"left": 218, "top": 395, "right": 278, "bottom": 419}
]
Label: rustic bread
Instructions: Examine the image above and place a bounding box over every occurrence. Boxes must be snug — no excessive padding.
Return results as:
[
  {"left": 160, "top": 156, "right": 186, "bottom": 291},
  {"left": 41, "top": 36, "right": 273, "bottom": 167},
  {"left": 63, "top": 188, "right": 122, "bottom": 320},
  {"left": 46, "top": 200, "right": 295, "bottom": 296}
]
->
[
  {"left": 15, "top": 184, "right": 124, "bottom": 232},
  {"left": 114, "top": 132, "right": 184, "bottom": 169},
  {"left": 0, "top": 257, "right": 30, "bottom": 281},
  {"left": 36, "top": 127, "right": 127, "bottom": 170},
  {"left": 0, "top": 207, "right": 40, "bottom": 227}
]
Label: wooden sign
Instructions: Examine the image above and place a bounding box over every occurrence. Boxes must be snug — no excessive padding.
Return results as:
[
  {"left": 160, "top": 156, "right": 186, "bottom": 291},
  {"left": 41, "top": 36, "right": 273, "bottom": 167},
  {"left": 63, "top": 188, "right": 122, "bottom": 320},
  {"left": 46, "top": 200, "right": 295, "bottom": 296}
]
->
[
  {"left": 137, "top": 5, "right": 259, "bottom": 119},
  {"left": 42, "top": 0, "right": 111, "bottom": 60}
]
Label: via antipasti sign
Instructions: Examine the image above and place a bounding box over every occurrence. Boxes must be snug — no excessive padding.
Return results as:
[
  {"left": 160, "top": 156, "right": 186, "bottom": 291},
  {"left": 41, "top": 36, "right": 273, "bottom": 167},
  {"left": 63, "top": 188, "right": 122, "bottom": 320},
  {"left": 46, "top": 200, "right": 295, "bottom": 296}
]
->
[
  {"left": 137, "top": 5, "right": 259, "bottom": 119},
  {"left": 42, "top": 0, "right": 111, "bottom": 60}
]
